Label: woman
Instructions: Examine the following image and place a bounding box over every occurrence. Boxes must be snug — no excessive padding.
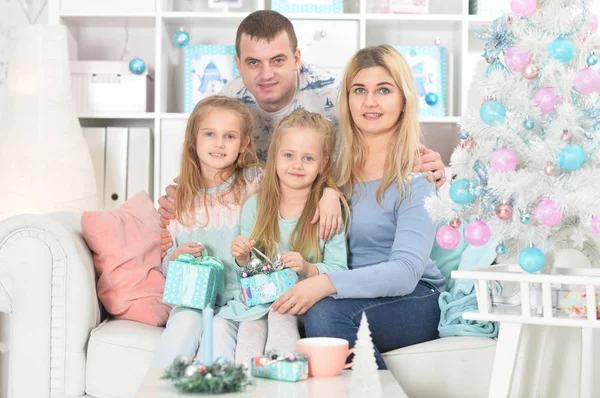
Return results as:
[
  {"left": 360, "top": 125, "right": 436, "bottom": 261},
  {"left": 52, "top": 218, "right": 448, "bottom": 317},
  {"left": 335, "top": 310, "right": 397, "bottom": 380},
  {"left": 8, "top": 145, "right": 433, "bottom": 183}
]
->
[{"left": 271, "top": 44, "right": 446, "bottom": 369}]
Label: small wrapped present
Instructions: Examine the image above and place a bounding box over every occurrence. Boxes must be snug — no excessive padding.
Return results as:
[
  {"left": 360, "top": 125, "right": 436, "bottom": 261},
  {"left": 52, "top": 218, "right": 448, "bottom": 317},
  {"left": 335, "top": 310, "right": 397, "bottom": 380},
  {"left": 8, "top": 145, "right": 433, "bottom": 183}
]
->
[
  {"left": 163, "top": 249, "right": 224, "bottom": 310},
  {"left": 559, "top": 289, "right": 600, "bottom": 318},
  {"left": 238, "top": 252, "right": 298, "bottom": 307},
  {"left": 239, "top": 269, "right": 298, "bottom": 307},
  {"left": 251, "top": 352, "right": 308, "bottom": 382}
]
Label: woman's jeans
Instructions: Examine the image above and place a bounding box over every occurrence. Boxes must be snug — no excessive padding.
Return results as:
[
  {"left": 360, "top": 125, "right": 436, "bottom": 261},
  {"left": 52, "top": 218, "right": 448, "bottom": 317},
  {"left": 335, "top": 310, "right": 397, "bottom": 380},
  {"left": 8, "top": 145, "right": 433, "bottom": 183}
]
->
[{"left": 304, "top": 281, "right": 441, "bottom": 369}]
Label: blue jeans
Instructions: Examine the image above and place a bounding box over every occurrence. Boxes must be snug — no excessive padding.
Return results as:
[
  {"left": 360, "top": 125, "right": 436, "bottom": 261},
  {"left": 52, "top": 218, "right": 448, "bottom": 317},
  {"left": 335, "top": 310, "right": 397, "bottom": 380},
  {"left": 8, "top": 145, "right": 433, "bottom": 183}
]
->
[{"left": 304, "top": 281, "right": 441, "bottom": 369}]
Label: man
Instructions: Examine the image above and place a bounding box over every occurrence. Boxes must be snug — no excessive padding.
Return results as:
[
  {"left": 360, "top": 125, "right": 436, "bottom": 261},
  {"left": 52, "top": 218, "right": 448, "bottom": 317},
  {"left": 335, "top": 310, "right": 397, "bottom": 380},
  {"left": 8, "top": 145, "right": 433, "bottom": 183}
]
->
[{"left": 158, "top": 10, "right": 446, "bottom": 233}]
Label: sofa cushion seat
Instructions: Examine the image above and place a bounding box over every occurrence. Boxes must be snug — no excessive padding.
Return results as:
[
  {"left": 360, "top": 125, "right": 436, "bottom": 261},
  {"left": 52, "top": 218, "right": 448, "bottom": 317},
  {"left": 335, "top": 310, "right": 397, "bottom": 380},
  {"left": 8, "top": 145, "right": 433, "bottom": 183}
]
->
[
  {"left": 383, "top": 336, "right": 497, "bottom": 398},
  {"left": 86, "top": 319, "right": 164, "bottom": 398}
]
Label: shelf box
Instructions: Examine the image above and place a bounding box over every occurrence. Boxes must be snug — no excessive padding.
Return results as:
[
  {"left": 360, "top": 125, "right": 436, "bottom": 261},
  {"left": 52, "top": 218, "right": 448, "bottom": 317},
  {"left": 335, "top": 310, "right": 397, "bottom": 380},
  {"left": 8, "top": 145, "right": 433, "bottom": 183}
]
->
[
  {"left": 70, "top": 61, "right": 154, "bottom": 114},
  {"left": 60, "top": 0, "right": 156, "bottom": 13}
]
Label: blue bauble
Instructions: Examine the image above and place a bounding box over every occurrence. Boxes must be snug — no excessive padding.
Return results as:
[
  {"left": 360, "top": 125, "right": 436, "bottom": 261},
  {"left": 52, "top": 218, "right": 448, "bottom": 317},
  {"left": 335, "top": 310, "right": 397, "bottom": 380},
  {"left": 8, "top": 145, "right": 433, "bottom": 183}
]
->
[
  {"left": 548, "top": 37, "right": 575, "bottom": 63},
  {"left": 449, "top": 179, "right": 477, "bottom": 205},
  {"left": 128, "top": 57, "right": 146, "bottom": 75},
  {"left": 558, "top": 143, "right": 585, "bottom": 170},
  {"left": 520, "top": 212, "right": 532, "bottom": 224},
  {"left": 496, "top": 243, "right": 507, "bottom": 255},
  {"left": 518, "top": 247, "right": 545, "bottom": 273},
  {"left": 480, "top": 100, "right": 507, "bottom": 126},
  {"left": 173, "top": 30, "right": 190, "bottom": 48},
  {"left": 486, "top": 62, "right": 508, "bottom": 77},
  {"left": 459, "top": 130, "right": 469, "bottom": 140},
  {"left": 523, "top": 118, "right": 535, "bottom": 130},
  {"left": 587, "top": 53, "right": 598, "bottom": 66},
  {"left": 425, "top": 92, "right": 439, "bottom": 106}
]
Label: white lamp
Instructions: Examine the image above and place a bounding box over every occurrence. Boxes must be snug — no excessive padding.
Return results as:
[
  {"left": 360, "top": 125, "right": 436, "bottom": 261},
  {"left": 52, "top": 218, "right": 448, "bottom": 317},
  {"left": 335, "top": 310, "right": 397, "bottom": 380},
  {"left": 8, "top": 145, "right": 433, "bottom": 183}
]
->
[{"left": 0, "top": 25, "right": 96, "bottom": 219}]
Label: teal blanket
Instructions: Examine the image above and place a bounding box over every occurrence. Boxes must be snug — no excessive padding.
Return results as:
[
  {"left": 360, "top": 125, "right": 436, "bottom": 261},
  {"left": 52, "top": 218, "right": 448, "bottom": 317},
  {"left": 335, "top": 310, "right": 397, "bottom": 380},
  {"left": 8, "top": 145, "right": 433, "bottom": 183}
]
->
[{"left": 437, "top": 239, "right": 499, "bottom": 338}]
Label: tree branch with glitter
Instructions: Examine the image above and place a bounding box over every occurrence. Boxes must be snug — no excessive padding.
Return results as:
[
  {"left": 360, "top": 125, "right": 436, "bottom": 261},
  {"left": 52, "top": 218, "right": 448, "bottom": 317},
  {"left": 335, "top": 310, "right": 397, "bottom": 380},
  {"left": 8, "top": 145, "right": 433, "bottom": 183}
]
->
[{"left": 425, "top": 0, "right": 600, "bottom": 273}]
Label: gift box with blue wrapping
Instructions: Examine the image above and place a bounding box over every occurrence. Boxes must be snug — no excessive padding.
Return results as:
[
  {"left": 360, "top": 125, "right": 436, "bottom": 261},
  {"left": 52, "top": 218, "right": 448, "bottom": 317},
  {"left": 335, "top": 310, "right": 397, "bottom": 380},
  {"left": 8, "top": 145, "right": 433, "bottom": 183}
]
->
[
  {"left": 162, "top": 250, "right": 224, "bottom": 309},
  {"left": 251, "top": 352, "right": 308, "bottom": 382},
  {"left": 239, "top": 269, "right": 298, "bottom": 307},
  {"left": 394, "top": 45, "right": 447, "bottom": 117},
  {"left": 271, "top": 0, "right": 343, "bottom": 14}
]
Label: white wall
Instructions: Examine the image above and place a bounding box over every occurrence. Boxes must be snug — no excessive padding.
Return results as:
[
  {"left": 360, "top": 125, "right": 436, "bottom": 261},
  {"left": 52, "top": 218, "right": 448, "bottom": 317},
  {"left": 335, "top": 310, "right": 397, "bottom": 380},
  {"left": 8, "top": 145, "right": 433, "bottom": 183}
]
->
[
  {"left": 0, "top": 0, "right": 49, "bottom": 119},
  {"left": 0, "top": 6, "right": 49, "bottom": 398}
]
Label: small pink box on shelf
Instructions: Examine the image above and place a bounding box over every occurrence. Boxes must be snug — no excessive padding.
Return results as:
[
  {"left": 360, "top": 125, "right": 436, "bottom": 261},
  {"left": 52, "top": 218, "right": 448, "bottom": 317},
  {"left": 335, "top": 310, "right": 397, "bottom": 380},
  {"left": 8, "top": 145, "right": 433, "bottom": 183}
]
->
[
  {"left": 382, "top": 0, "right": 429, "bottom": 14},
  {"left": 69, "top": 61, "right": 154, "bottom": 114}
]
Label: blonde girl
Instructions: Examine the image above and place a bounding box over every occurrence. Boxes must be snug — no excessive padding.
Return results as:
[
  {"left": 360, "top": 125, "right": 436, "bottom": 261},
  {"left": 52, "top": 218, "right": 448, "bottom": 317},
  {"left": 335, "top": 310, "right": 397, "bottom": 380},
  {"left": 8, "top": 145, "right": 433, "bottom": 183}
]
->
[
  {"left": 151, "top": 95, "right": 262, "bottom": 367},
  {"left": 218, "top": 110, "right": 349, "bottom": 364}
]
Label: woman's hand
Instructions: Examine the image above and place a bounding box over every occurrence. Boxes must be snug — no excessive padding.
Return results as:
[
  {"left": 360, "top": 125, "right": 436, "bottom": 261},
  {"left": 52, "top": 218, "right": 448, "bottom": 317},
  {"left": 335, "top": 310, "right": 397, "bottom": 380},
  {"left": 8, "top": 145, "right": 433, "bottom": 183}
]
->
[
  {"left": 231, "top": 236, "right": 255, "bottom": 267},
  {"left": 312, "top": 188, "right": 343, "bottom": 241},
  {"left": 157, "top": 177, "right": 179, "bottom": 228},
  {"left": 171, "top": 242, "right": 204, "bottom": 260},
  {"left": 280, "top": 251, "right": 316, "bottom": 278},
  {"left": 413, "top": 144, "right": 446, "bottom": 189},
  {"left": 271, "top": 274, "right": 336, "bottom": 315}
]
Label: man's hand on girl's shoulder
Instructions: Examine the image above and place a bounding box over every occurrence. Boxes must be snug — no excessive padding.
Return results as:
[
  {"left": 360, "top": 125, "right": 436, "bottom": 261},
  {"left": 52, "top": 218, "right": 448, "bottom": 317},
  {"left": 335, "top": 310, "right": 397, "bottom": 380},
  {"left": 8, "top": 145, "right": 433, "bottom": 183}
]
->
[
  {"left": 413, "top": 144, "right": 446, "bottom": 189},
  {"left": 158, "top": 178, "right": 178, "bottom": 228}
]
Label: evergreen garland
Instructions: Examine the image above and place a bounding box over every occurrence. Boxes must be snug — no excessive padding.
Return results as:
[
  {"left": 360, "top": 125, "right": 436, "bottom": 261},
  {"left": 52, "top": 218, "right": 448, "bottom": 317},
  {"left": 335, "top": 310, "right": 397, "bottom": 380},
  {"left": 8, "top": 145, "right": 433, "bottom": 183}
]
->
[{"left": 162, "top": 356, "right": 253, "bottom": 394}]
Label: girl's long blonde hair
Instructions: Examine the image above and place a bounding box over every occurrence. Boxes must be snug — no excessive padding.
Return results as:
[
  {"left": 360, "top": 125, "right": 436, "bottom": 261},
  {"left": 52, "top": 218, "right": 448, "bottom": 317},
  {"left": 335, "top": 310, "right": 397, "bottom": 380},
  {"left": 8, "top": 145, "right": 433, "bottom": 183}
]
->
[
  {"left": 175, "top": 96, "right": 259, "bottom": 227},
  {"left": 336, "top": 44, "right": 422, "bottom": 206},
  {"left": 251, "top": 110, "right": 349, "bottom": 262}
]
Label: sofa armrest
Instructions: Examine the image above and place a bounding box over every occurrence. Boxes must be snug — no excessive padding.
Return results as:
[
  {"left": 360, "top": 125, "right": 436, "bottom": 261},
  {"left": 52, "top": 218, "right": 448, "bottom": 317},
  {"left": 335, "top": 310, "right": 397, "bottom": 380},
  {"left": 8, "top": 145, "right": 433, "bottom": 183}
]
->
[{"left": 0, "top": 212, "right": 101, "bottom": 398}]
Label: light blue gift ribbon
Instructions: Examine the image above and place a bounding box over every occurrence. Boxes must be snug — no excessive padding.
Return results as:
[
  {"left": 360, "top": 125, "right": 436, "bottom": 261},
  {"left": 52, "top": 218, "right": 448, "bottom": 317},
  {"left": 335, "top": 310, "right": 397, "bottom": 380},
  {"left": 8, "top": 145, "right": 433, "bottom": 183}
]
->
[{"left": 175, "top": 248, "right": 224, "bottom": 306}]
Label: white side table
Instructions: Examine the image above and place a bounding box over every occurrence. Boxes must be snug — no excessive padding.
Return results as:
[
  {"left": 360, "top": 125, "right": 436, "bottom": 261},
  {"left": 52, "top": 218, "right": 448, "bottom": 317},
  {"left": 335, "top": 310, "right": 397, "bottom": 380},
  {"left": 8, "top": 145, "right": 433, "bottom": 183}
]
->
[
  {"left": 453, "top": 264, "right": 600, "bottom": 398},
  {"left": 136, "top": 368, "right": 409, "bottom": 398}
]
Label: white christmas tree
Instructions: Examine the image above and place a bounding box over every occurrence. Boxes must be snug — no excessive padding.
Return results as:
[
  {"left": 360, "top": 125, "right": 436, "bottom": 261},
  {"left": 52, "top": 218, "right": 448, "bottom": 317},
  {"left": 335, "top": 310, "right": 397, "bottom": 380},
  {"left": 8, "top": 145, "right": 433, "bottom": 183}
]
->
[
  {"left": 350, "top": 312, "right": 381, "bottom": 395},
  {"left": 426, "top": 0, "right": 600, "bottom": 273}
]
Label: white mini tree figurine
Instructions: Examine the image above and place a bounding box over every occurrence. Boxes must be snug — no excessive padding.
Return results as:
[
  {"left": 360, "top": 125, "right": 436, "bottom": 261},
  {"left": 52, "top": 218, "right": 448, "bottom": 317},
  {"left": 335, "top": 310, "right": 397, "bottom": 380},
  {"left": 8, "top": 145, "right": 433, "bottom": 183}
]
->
[{"left": 350, "top": 312, "right": 381, "bottom": 395}]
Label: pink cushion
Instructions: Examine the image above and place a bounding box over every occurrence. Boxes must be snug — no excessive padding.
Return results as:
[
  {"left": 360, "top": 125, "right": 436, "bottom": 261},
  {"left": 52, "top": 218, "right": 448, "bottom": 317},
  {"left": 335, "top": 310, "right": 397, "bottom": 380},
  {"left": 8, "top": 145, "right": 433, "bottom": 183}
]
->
[{"left": 82, "top": 191, "right": 171, "bottom": 326}]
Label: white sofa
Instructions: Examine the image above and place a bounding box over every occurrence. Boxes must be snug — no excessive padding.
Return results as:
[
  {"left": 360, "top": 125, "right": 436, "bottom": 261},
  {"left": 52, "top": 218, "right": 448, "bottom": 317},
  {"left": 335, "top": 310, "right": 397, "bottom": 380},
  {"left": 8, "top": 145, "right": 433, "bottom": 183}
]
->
[{"left": 0, "top": 212, "right": 597, "bottom": 398}]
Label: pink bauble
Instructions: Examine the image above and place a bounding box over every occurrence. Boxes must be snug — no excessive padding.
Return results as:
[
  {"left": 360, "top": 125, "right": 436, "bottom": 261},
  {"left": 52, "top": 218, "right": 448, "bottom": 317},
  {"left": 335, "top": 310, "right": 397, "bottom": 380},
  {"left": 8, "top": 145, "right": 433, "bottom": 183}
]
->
[
  {"left": 505, "top": 47, "right": 532, "bottom": 72},
  {"left": 592, "top": 216, "right": 600, "bottom": 234},
  {"left": 535, "top": 199, "right": 562, "bottom": 226},
  {"left": 490, "top": 148, "right": 518, "bottom": 172},
  {"left": 461, "top": 138, "right": 476, "bottom": 150},
  {"left": 561, "top": 130, "right": 572, "bottom": 143},
  {"left": 521, "top": 63, "right": 539, "bottom": 79},
  {"left": 534, "top": 87, "right": 561, "bottom": 114},
  {"left": 496, "top": 203, "right": 514, "bottom": 220},
  {"left": 544, "top": 164, "right": 555, "bottom": 176},
  {"left": 510, "top": 0, "right": 537, "bottom": 17},
  {"left": 465, "top": 220, "right": 492, "bottom": 246},
  {"left": 436, "top": 225, "right": 461, "bottom": 250},
  {"left": 574, "top": 68, "right": 600, "bottom": 94}
]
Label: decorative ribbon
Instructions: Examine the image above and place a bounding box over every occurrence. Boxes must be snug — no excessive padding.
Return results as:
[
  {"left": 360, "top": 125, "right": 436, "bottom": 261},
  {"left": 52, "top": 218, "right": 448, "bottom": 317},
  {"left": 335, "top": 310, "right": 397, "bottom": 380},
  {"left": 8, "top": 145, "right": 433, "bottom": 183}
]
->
[{"left": 176, "top": 248, "right": 225, "bottom": 301}]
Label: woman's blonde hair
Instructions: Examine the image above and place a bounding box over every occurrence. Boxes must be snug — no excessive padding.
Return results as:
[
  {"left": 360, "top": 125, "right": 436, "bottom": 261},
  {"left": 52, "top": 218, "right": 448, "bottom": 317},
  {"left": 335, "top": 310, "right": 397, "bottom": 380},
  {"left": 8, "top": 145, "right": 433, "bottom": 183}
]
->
[
  {"left": 175, "top": 95, "right": 259, "bottom": 227},
  {"left": 251, "top": 110, "right": 349, "bottom": 262},
  {"left": 336, "top": 44, "right": 422, "bottom": 206}
]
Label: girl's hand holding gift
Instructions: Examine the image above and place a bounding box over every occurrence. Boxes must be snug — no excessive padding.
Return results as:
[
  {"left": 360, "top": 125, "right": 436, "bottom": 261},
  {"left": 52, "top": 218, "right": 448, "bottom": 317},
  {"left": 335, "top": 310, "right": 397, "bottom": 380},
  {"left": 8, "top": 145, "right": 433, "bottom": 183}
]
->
[
  {"left": 171, "top": 242, "right": 204, "bottom": 260},
  {"left": 280, "top": 252, "right": 317, "bottom": 278},
  {"left": 231, "top": 236, "right": 256, "bottom": 267}
]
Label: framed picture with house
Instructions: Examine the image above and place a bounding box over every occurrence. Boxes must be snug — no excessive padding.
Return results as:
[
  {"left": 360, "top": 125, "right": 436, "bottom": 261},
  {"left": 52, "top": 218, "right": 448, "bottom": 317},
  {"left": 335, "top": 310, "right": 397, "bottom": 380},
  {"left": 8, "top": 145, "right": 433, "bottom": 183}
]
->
[{"left": 184, "top": 45, "right": 239, "bottom": 113}]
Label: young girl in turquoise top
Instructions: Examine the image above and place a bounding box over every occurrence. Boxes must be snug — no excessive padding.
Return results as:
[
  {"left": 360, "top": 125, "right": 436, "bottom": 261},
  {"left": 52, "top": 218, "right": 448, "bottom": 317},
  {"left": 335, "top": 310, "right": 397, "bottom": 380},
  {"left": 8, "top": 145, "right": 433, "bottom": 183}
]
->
[
  {"left": 217, "top": 110, "right": 350, "bottom": 364},
  {"left": 151, "top": 96, "right": 263, "bottom": 368}
]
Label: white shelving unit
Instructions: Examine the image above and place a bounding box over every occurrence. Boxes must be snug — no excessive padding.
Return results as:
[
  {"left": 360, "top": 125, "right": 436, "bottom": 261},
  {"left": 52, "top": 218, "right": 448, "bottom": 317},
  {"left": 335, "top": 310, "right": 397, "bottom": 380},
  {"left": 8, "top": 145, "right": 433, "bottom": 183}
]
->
[{"left": 47, "top": 0, "right": 500, "bottom": 202}]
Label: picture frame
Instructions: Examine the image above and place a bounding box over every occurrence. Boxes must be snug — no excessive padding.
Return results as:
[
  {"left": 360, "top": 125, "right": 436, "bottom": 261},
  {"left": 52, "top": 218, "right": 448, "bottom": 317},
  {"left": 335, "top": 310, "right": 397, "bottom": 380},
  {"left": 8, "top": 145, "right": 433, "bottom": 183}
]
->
[
  {"left": 184, "top": 45, "right": 239, "bottom": 113},
  {"left": 394, "top": 45, "right": 447, "bottom": 118}
]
